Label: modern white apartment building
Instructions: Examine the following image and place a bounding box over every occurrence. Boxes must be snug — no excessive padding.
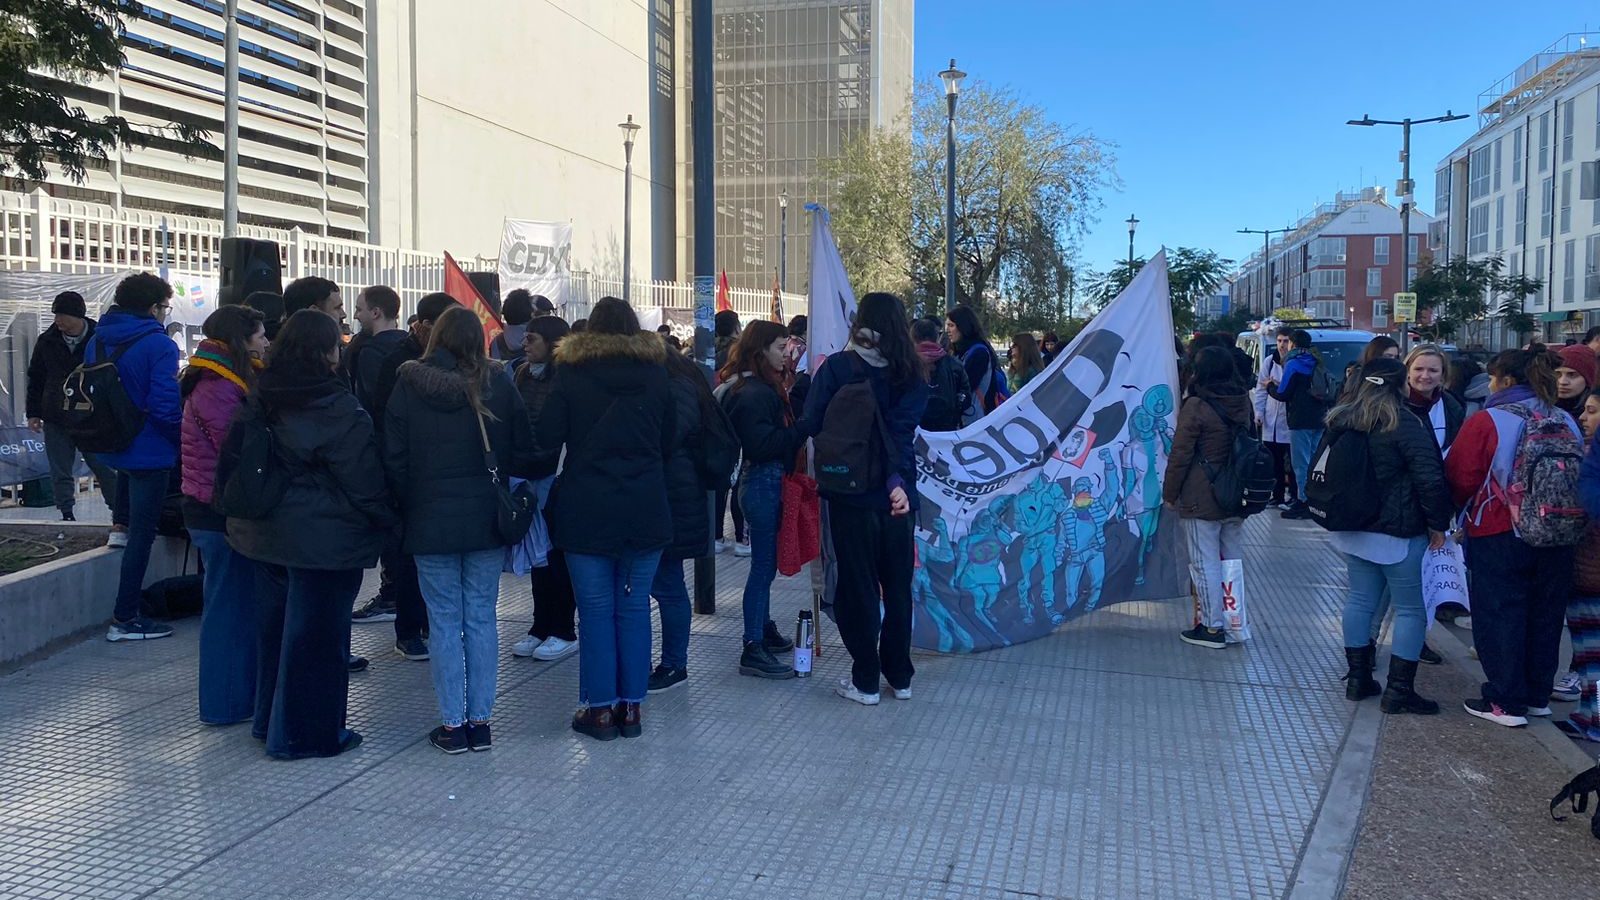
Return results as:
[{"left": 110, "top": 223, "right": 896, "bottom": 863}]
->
[{"left": 1433, "top": 33, "right": 1600, "bottom": 344}]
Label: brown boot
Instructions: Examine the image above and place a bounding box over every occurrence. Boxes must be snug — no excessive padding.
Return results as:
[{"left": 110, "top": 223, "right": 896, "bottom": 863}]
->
[
  {"left": 614, "top": 701, "right": 642, "bottom": 739},
  {"left": 571, "top": 705, "right": 619, "bottom": 741}
]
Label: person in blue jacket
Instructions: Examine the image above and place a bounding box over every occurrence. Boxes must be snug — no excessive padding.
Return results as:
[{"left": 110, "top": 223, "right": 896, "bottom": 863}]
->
[
  {"left": 802, "top": 292, "right": 929, "bottom": 705},
  {"left": 87, "top": 273, "right": 182, "bottom": 641},
  {"left": 1265, "top": 329, "right": 1332, "bottom": 519}
]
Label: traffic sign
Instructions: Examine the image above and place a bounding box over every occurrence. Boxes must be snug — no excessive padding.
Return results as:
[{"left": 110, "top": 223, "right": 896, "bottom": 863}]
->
[{"left": 1393, "top": 292, "right": 1417, "bottom": 323}]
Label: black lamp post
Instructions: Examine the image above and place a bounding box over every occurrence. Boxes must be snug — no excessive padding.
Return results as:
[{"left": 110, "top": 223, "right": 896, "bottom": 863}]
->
[
  {"left": 940, "top": 59, "right": 966, "bottom": 310},
  {"left": 619, "top": 114, "right": 641, "bottom": 302}
]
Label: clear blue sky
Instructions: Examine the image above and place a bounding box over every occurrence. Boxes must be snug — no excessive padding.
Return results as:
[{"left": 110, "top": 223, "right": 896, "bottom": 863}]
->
[{"left": 913, "top": 1, "right": 1592, "bottom": 277}]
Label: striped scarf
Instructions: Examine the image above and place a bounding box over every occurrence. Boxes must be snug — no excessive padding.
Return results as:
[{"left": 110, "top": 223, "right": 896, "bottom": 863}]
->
[{"left": 185, "top": 339, "right": 259, "bottom": 391}]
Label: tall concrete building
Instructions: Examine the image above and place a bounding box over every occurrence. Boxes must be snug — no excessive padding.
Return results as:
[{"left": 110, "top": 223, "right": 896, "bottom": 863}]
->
[{"left": 700, "top": 0, "right": 913, "bottom": 293}]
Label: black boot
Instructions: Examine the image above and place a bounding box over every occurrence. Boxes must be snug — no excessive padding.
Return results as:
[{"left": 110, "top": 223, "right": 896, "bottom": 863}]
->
[
  {"left": 762, "top": 620, "right": 794, "bottom": 654},
  {"left": 1418, "top": 643, "right": 1443, "bottom": 665},
  {"left": 1344, "top": 644, "right": 1381, "bottom": 701},
  {"left": 1380, "top": 656, "right": 1440, "bottom": 715},
  {"left": 739, "top": 641, "right": 795, "bottom": 679}
]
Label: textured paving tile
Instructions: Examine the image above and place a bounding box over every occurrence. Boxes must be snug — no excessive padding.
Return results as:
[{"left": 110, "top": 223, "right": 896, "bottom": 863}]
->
[{"left": 2, "top": 516, "right": 1361, "bottom": 899}]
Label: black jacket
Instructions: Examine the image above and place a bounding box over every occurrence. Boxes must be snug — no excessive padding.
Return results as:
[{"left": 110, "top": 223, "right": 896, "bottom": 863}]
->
[
  {"left": 384, "top": 352, "right": 538, "bottom": 556},
  {"left": 1359, "top": 412, "right": 1453, "bottom": 538},
  {"left": 718, "top": 374, "right": 804, "bottom": 471},
  {"left": 1267, "top": 350, "right": 1329, "bottom": 431},
  {"left": 538, "top": 331, "right": 675, "bottom": 558},
  {"left": 514, "top": 361, "right": 562, "bottom": 480},
  {"left": 662, "top": 369, "right": 712, "bottom": 561},
  {"left": 345, "top": 328, "right": 409, "bottom": 416},
  {"left": 225, "top": 369, "right": 394, "bottom": 570},
  {"left": 1404, "top": 390, "right": 1466, "bottom": 452},
  {"left": 1163, "top": 384, "right": 1253, "bottom": 521},
  {"left": 26, "top": 320, "right": 97, "bottom": 424},
  {"left": 370, "top": 332, "right": 424, "bottom": 444}
]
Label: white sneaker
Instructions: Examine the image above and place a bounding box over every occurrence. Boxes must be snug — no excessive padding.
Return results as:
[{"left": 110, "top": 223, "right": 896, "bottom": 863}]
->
[
  {"left": 1527, "top": 705, "right": 1553, "bottom": 717},
  {"left": 834, "top": 678, "right": 879, "bottom": 706},
  {"left": 532, "top": 636, "right": 578, "bottom": 661},
  {"left": 107, "top": 528, "right": 128, "bottom": 548},
  {"left": 714, "top": 540, "right": 730, "bottom": 554},
  {"left": 1453, "top": 615, "right": 1473, "bottom": 629},
  {"left": 1553, "top": 672, "right": 1582, "bottom": 701},
  {"left": 512, "top": 635, "right": 543, "bottom": 658},
  {"left": 733, "top": 541, "right": 752, "bottom": 558},
  {"left": 890, "top": 685, "right": 911, "bottom": 701}
]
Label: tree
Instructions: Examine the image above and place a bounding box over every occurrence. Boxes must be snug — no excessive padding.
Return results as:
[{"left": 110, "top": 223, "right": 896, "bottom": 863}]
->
[
  {"left": 1202, "top": 307, "right": 1255, "bottom": 337},
  {"left": 1083, "top": 247, "right": 1232, "bottom": 334},
  {"left": 1083, "top": 257, "right": 1143, "bottom": 310},
  {"left": 822, "top": 76, "right": 1116, "bottom": 322},
  {"left": 1, "top": 1, "right": 214, "bottom": 183},
  {"left": 1409, "top": 254, "right": 1541, "bottom": 341}
]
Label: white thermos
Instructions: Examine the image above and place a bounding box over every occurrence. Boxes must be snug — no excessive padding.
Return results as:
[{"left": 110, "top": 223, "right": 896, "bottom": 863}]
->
[{"left": 793, "top": 609, "right": 814, "bottom": 677}]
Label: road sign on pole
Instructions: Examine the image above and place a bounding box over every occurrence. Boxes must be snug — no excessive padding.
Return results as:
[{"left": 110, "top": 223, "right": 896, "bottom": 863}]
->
[{"left": 1393, "top": 292, "right": 1417, "bottom": 323}]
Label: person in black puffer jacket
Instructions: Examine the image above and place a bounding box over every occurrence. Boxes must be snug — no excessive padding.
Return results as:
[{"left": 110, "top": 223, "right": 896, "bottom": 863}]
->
[
  {"left": 26, "top": 291, "right": 117, "bottom": 520},
  {"left": 385, "top": 306, "right": 538, "bottom": 754},
  {"left": 538, "top": 297, "right": 675, "bottom": 741},
  {"left": 226, "top": 310, "right": 395, "bottom": 760},
  {"left": 718, "top": 319, "right": 808, "bottom": 681},
  {"left": 510, "top": 314, "right": 579, "bottom": 663},
  {"left": 646, "top": 350, "right": 721, "bottom": 692},
  {"left": 1326, "top": 357, "right": 1453, "bottom": 717}
]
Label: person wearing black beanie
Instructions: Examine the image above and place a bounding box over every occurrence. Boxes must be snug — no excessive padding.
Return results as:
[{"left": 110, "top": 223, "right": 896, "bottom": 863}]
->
[{"left": 27, "top": 291, "right": 117, "bottom": 522}]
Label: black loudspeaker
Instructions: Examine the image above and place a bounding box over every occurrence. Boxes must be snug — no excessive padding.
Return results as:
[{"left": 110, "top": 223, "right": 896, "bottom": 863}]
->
[
  {"left": 218, "top": 237, "right": 282, "bottom": 306},
  {"left": 467, "top": 271, "right": 501, "bottom": 315}
]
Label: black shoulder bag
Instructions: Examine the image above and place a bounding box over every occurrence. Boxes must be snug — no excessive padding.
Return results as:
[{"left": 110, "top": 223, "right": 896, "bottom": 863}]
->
[{"left": 477, "top": 409, "right": 536, "bottom": 545}]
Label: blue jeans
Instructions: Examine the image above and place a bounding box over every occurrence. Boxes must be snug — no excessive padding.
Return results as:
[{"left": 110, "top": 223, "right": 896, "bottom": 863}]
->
[
  {"left": 737, "top": 462, "right": 783, "bottom": 645},
  {"left": 112, "top": 468, "right": 170, "bottom": 622},
  {"left": 415, "top": 549, "right": 504, "bottom": 727},
  {"left": 194, "top": 528, "right": 256, "bottom": 724},
  {"left": 1342, "top": 536, "right": 1428, "bottom": 660},
  {"left": 567, "top": 550, "right": 662, "bottom": 707},
  {"left": 1289, "top": 429, "right": 1322, "bottom": 504},
  {"left": 652, "top": 558, "right": 691, "bottom": 671}
]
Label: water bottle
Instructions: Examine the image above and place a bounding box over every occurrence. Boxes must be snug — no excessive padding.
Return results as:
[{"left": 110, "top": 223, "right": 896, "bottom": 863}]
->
[{"left": 793, "top": 609, "right": 814, "bottom": 677}]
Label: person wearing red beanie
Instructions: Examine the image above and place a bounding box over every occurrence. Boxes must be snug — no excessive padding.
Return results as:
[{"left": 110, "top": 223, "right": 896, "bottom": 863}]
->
[{"left": 1555, "top": 344, "right": 1598, "bottom": 419}]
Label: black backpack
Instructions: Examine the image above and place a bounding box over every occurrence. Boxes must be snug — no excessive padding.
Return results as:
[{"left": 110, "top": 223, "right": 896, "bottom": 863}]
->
[
  {"left": 814, "top": 352, "right": 894, "bottom": 495},
  {"left": 212, "top": 398, "right": 291, "bottom": 520},
  {"left": 693, "top": 380, "right": 740, "bottom": 490},
  {"left": 1200, "top": 399, "right": 1275, "bottom": 518},
  {"left": 1306, "top": 427, "right": 1381, "bottom": 532},
  {"left": 59, "top": 334, "right": 157, "bottom": 453},
  {"left": 922, "top": 356, "right": 968, "bottom": 431}
]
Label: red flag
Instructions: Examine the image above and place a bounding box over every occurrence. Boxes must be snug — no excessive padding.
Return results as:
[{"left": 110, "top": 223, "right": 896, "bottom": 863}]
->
[
  {"left": 770, "top": 270, "right": 783, "bottom": 323},
  {"left": 716, "top": 270, "right": 731, "bottom": 313},
  {"left": 444, "top": 252, "right": 503, "bottom": 353}
]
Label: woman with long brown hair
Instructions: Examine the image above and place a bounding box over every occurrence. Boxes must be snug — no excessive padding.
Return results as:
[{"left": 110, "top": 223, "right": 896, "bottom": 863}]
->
[
  {"left": 716, "top": 319, "right": 807, "bottom": 679},
  {"left": 1007, "top": 333, "right": 1045, "bottom": 392},
  {"left": 385, "top": 306, "right": 537, "bottom": 754}
]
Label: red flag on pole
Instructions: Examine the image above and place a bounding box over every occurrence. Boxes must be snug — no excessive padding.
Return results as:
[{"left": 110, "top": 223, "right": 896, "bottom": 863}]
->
[
  {"left": 444, "top": 252, "right": 503, "bottom": 353},
  {"left": 716, "top": 270, "right": 732, "bottom": 313},
  {"left": 770, "top": 270, "right": 783, "bottom": 323}
]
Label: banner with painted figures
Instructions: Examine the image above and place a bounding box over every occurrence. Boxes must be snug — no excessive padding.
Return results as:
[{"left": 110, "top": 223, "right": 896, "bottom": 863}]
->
[
  {"left": 498, "top": 219, "right": 573, "bottom": 310},
  {"left": 912, "top": 253, "right": 1188, "bottom": 652}
]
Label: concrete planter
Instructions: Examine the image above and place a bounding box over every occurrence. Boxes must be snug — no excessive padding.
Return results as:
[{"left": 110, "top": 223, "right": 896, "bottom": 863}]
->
[{"left": 0, "top": 525, "right": 193, "bottom": 669}]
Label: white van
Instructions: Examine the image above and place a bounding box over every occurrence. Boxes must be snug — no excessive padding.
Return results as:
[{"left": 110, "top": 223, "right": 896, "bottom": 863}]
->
[{"left": 1236, "top": 319, "right": 1377, "bottom": 395}]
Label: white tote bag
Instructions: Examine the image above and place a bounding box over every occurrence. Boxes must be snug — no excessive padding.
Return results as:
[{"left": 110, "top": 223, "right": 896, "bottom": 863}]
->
[
  {"left": 1421, "top": 536, "right": 1469, "bottom": 630},
  {"left": 1220, "top": 558, "right": 1250, "bottom": 643}
]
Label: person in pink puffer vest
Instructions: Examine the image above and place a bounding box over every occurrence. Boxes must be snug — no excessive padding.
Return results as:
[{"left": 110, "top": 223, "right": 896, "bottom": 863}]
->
[{"left": 181, "top": 305, "right": 267, "bottom": 725}]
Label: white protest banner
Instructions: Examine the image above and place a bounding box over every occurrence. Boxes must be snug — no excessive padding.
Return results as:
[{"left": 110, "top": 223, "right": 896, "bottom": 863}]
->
[
  {"left": 1421, "top": 536, "right": 1468, "bottom": 629},
  {"left": 912, "top": 252, "right": 1188, "bottom": 652},
  {"left": 498, "top": 219, "right": 573, "bottom": 310},
  {"left": 804, "top": 204, "right": 855, "bottom": 373}
]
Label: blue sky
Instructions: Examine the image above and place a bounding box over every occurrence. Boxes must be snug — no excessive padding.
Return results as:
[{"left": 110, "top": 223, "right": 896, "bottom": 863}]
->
[{"left": 913, "top": 1, "right": 1591, "bottom": 277}]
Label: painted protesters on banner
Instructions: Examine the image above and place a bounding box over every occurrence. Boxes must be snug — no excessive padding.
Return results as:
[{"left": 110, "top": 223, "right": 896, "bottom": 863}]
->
[
  {"left": 911, "top": 517, "right": 972, "bottom": 653},
  {"left": 1061, "top": 450, "right": 1123, "bottom": 613},
  {"left": 512, "top": 315, "right": 579, "bottom": 664},
  {"left": 801, "top": 292, "right": 929, "bottom": 705},
  {"left": 1329, "top": 357, "right": 1452, "bottom": 716},
  {"left": 228, "top": 310, "right": 394, "bottom": 759},
  {"left": 1120, "top": 385, "right": 1175, "bottom": 585},
  {"left": 955, "top": 506, "right": 1015, "bottom": 643},
  {"left": 717, "top": 319, "right": 806, "bottom": 680},
  {"left": 93, "top": 274, "right": 182, "bottom": 642},
  {"left": 181, "top": 304, "right": 267, "bottom": 725},
  {"left": 991, "top": 474, "right": 1067, "bottom": 626},
  {"left": 26, "top": 290, "right": 116, "bottom": 521}
]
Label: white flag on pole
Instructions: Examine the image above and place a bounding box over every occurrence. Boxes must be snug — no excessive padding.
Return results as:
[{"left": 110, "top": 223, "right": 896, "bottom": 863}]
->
[{"left": 805, "top": 204, "right": 856, "bottom": 375}]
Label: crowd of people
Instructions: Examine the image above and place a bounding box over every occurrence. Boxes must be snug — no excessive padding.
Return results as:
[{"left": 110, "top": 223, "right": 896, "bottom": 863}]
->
[{"left": 1167, "top": 323, "right": 1600, "bottom": 741}]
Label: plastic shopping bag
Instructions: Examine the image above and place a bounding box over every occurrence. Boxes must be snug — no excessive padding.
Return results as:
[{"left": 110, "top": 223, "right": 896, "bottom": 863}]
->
[
  {"left": 1220, "top": 558, "right": 1250, "bottom": 643},
  {"left": 1421, "top": 535, "right": 1468, "bottom": 631}
]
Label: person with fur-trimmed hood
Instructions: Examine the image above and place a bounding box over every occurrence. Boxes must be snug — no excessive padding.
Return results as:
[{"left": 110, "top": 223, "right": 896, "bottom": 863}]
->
[{"left": 384, "top": 306, "right": 538, "bottom": 755}]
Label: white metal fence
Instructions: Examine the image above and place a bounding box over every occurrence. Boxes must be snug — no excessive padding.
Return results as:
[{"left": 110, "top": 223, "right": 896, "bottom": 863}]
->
[{"left": 0, "top": 188, "right": 804, "bottom": 322}]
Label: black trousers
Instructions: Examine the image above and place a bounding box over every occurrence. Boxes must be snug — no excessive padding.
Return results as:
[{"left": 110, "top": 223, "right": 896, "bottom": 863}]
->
[
  {"left": 377, "top": 539, "right": 427, "bottom": 641},
  {"left": 1466, "top": 532, "right": 1572, "bottom": 714},
  {"left": 253, "top": 563, "right": 363, "bottom": 759},
  {"left": 528, "top": 547, "right": 577, "bottom": 642},
  {"left": 1267, "top": 441, "right": 1296, "bottom": 504},
  {"left": 830, "top": 503, "right": 915, "bottom": 695},
  {"left": 714, "top": 469, "right": 746, "bottom": 542}
]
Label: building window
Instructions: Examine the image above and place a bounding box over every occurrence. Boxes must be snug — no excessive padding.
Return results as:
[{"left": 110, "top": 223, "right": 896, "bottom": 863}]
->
[
  {"left": 1468, "top": 203, "right": 1490, "bottom": 254},
  {"left": 1468, "top": 146, "right": 1492, "bottom": 200},
  {"left": 1515, "top": 186, "right": 1527, "bottom": 238},
  {"left": 1366, "top": 267, "right": 1383, "bottom": 297},
  {"left": 1372, "top": 300, "right": 1390, "bottom": 328},
  {"left": 1509, "top": 252, "right": 1520, "bottom": 281},
  {"left": 1564, "top": 239, "right": 1576, "bottom": 302},
  {"left": 1541, "top": 176, "right": 1554, "bottom": 237},
  {"left": 1435, "top": 168, "right": 1451, "bottom": 217},
  {"left": 1373, "top": 235, "right": 1389, "bottom": 265},
  {"left": 1309, "top": 269, "right": 1345, "bottom": 297},
  {"left": 1587, "top": 234, "right": 1600, "bottom": 300},
  {"left": 1310, "top": 300, "right": 1345, "bottom": 320},
  {"left": 1563, "top": 98, "right": 1575, "bottom": 163},
  {"left": 1309, "top": 236, "right": 1346, "bottom": 267},
  {"left": 1535, "top": 246, "right": 1546, "bottom": 304},
  {"left": 1561, "top": 169, "right": 1573, "bottom": 233},
  {"left": 1407, "top": 235, "right": 1419, "bottom": 260},
  {"left": 1539, "top": 112, "right": 1550, "bottom": 172},
  {"left": 1513, "top": 126, "right": 1523, "bottom": 183},
  {"left": 1495, "top": 196, "right": 1505, "bottom": 251}
]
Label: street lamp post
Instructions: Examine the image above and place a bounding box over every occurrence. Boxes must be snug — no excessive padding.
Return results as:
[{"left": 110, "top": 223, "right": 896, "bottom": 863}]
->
[
  {"left": 1237, "top": 226, "right": 1293, "bottom": 315},
  {"left": 619, "top": 114, "right": 641, "bottom": 303},
  {"left": 1347, "top": 110, "right": 1468, "bottom": 350},
  {"left": 1125, "top": 214, "right": 1139, "bottom": 272},
  {"left": 223, "top": 0, "right": 239, "bottom": 237},
  {"left": 778, "top": 189, "right": 788, "bottom": 292},
  {"left": 940, "top": 59, "right": 965, "bottom": 311}
]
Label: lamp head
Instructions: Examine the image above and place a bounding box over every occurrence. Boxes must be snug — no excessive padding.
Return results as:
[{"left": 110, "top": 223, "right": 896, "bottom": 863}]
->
[
  {"left": 939, "top": 59, "right": 966, "bottom": 98},
  {"left": 618, "top": 114, "right": 641, "bottom": 149},
  {"left": 779, "top": 189, "right": 788, "bottom": 209},
  {"left": 1347, "top": 115, "right": 1375, "bottom": 126}
]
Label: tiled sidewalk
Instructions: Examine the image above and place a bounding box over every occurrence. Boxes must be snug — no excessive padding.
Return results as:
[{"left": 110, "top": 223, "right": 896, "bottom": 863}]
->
[{"left": 2, "top": 517, "right": 1388, "bottom": 898}]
